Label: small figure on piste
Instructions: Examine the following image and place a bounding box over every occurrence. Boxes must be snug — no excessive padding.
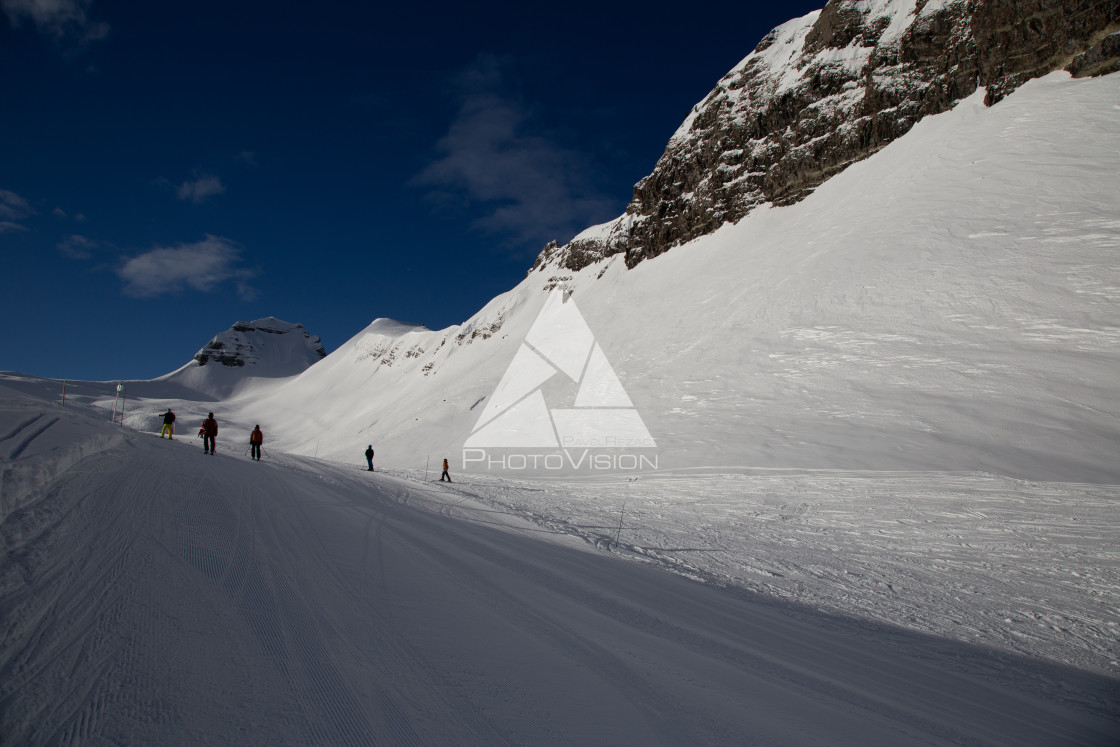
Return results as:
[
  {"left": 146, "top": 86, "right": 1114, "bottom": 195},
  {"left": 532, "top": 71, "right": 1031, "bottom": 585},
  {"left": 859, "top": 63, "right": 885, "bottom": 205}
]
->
[
  {"left": 250, "top": 425, "right": 263, "bottom": 461},
  {"left": 160, "top": 408, "right": 176, "bottom": 439},
  {"left": 200, "top": 413, "right": 218, "bottom": 455}
]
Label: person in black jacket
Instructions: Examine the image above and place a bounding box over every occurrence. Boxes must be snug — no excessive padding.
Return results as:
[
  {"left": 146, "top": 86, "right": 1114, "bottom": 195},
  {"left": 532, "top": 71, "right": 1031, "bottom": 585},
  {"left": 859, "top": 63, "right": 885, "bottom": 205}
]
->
[
  {"left": 160, "top": 409, "right": 176, "bottom": 439},
  {"left": 365, "top": 445, "right": 374, "bottom": 471}
]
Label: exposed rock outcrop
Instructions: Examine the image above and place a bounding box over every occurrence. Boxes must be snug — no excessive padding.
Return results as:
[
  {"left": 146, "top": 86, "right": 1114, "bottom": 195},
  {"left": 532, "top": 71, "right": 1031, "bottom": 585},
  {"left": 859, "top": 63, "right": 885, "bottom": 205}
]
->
[
  {"left": 192, "top": 317, "right": 326, "bottom": 371},
  {"left": 533, "top": 0, "right": 1120, "bottom": 273}
]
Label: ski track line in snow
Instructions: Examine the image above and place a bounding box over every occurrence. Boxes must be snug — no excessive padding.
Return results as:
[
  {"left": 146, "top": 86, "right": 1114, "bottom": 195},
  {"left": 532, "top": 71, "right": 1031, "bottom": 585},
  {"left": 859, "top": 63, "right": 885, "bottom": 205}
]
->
[
  {"left": 246, "top": 462, "right": 526, "bottom": 744},
  {"left": 280, "top": 464, "right": 534, "bottom": 743},
  {"left": 171, "top": 458, "right": 383, "bottom": 746},
  {"left": 332, "top": 477, "right": 521, "bottom": 745},
  {"left": 265, "top": 476, "right": 418, "bottom": 746},
  {"left": 204, "top": 454, "right": 512, "bottom": 744},
  {"left": 0, "top": 413, "right": 52, "bottom": 459}
]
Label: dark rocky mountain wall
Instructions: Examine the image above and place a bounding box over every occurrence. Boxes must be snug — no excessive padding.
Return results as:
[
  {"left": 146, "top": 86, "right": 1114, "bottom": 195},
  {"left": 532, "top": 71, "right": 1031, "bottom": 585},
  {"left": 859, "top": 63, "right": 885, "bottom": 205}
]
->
[
  {"left": 534, "top": 0, "right": 1119, "bottom": 273},
  {"left": 193, "top": 319, "right": 327, "bottom": 369}
]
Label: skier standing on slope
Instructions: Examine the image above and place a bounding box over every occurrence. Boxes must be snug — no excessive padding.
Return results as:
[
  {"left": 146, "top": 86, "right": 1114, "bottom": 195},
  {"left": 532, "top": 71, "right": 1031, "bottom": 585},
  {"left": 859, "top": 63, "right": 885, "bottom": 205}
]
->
[
  {"left": 201, "top": 413, "right": 219, "bottom": 455},
  {"left": 440, "top": 458, "right": 452, "bottom": 483},
  {"left": 160, "top": 409, "right": 176, "bottom": 439},
  {"left": 249, "top": 425, "right": 263, "bottom": 461},
  {"left": 365, "top": 445, "right": 374, "bottom": 471}
]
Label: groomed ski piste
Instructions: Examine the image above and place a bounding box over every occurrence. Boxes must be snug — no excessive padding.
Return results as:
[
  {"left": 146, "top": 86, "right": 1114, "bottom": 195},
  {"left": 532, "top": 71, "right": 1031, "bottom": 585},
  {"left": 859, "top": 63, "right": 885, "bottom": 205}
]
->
[
  {"left": 2, "top": 388, "right": 1118, "bottom": 745},
  {"left": 2, "top": 73, "right": 1119, "bottom": 743}
]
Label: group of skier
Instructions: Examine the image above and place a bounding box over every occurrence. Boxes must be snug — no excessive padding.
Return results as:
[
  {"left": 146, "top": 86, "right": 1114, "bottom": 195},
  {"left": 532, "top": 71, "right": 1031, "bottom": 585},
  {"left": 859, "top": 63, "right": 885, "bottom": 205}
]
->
[
  {"left": 158, "top": 408, "right": 451, "bottom": 480},
  {"left": 158, "top": 409, "right": 263, "bottom": 460}
]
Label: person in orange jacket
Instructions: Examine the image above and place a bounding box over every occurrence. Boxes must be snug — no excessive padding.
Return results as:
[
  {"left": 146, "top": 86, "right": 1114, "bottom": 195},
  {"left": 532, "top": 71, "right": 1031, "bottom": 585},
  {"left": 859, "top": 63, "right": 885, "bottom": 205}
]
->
[
  {"left": 200, "top": 413, "right": 218, "bottom": 455},
  {"left": 440, "top": 458, "right": 451, "bottom": 483},
  {"left": 249, "top": 425, "right": 263, "bottom": 461}
]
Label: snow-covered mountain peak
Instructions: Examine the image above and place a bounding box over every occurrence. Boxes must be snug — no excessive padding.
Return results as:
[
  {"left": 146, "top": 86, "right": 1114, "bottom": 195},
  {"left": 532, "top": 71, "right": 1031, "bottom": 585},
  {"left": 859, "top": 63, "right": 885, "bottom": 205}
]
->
[
  {"left": 359, "top": 318, "right": 428, "bottom": 338},
  {"left": 159, "top": 316, "right": 327, "bottom": 398},
  {"left": 192, "top": 317, "right": 325, "bottom": 370}
]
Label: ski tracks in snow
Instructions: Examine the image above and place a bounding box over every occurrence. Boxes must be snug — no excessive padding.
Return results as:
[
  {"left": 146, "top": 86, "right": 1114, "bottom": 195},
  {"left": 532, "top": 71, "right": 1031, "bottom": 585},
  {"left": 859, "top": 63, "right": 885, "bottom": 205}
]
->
[
  {"left": 0, "top": 413, "right": 59, "bottom": 461},
  {"left": 1, "top": 449, "right": 170, "bottom": 744}
]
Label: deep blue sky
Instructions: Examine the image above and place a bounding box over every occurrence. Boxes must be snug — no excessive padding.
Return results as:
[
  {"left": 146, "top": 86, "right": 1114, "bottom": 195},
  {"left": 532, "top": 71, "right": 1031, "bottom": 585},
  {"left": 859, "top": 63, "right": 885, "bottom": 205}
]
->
[{"left": 1, "top": 0, "right": 821, "bottom": 381}]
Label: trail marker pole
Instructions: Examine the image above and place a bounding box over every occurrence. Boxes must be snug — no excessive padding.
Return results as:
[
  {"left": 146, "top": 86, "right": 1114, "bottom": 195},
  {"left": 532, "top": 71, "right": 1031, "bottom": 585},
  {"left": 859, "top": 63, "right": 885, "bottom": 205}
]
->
[
  {"left": 425, "top": 456, "right": 430, "bottom": 482},
  {"left": 614, "top": 501, "right": 627, "bottom": 547},
  {"left": 61, "top": 380, "right": 67, "bottom": 406}
]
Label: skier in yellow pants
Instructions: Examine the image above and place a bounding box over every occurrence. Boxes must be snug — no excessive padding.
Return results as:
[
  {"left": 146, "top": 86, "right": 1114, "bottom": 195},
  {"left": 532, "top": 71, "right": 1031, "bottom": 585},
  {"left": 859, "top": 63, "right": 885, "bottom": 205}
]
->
[{"left": 160, "top": 409, "right": 176, "bottom": 439}]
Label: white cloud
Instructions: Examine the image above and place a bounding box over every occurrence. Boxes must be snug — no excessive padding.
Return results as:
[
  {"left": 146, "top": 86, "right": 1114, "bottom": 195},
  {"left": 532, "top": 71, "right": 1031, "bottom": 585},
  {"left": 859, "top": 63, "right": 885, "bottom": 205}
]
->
[
  {"left": 0, "top": 221, "right": 29, "bottom": 234},
  {"left": 117, "top": 235, "right": 257, "bottom": 299},
  {"left": 414, "top": 55, "right": 618, "bottom": 250},
  {"left": 0, "top": 0, "right": 110, "bottom": 48},
  {"left": 52, "top": 206, "right": 86, "bottom": 221},
  {"left": 177, "top": 175, "right": 226, "bottom": 204},
  {"left": 0, "top": 188, "right": 33, "bottom": 221},
  {"left": 57, "top": 234, "right": 96, "bottom": 259}
]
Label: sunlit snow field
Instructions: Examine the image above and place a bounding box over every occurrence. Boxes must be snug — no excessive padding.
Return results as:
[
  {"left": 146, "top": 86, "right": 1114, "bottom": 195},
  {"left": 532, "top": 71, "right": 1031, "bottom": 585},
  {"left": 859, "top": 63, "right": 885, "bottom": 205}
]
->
[{"left": 405, "top": 466, "right": 1120, "bottom": 676}]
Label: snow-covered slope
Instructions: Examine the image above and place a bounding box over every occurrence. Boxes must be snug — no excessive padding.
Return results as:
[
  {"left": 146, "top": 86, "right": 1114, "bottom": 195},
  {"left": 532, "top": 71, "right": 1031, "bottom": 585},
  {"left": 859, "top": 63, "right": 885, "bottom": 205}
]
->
[
  {"left": 217, "top": 72, "right": 1120, "bottom": 483},
  {"left": 2, "top": 387, "right": 1117, "bottom": 743},
  {"left": 536, "top": 0, "right": 1120, "bottom": 270},
  {"left": 159, "top": 316, "right": 326, "bottom": 399}
]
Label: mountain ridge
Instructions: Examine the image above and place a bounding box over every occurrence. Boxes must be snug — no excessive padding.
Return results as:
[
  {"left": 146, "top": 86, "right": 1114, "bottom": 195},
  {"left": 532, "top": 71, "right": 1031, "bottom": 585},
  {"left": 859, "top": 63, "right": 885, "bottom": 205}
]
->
[
  {"left": 225, "top": 73, "right": 1119, "bottom": 482},
  {"left": 533, "top": 0, "right": 1120, "bottom": 273},
  {"left": 158, "top": 316, "right": 328, "bottom": 398}
]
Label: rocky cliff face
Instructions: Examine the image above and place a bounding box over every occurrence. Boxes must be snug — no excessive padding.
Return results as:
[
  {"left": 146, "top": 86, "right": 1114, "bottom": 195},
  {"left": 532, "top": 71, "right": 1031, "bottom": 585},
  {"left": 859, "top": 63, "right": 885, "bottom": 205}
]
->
[
  {"left": 534, "top": 0, "right": 1120, "bottom": 273},
  {"left": 193, "top": 317, "right": 327, "bottom": 371},
  {"left": 157, "top": 317, "right": 327, "bottom": 399}
]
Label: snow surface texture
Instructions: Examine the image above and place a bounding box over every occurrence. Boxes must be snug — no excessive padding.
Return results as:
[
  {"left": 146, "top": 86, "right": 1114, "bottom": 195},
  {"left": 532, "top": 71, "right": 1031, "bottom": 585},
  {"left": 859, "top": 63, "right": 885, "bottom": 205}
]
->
[
  {"left": 1, "top": 388, "right": 1117, "bottom": 744},
  {"left": 2, "top": 72, "right": 1119, "bottom": 743}
]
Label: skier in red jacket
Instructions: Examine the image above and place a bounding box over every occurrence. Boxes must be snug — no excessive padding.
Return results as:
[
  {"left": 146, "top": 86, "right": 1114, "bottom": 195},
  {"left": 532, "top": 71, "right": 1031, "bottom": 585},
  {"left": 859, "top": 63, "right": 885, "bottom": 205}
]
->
[
  {"left": 200, "top": 413, "right": 218, "bottom": 455},
  {"left": 249, "top": 425, "right": 263, "bottom": 461}
]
